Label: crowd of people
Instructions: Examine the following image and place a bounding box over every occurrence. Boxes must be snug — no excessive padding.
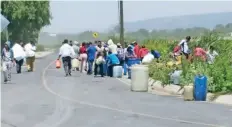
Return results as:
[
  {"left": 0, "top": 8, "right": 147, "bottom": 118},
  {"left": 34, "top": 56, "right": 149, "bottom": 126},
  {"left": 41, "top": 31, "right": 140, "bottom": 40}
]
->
[
  {"left": 57, "top": 39, "right": 161, "bottom": 77},
  {"left": 1, "top": 41, "right": 37, "bottom": 83},
  {"left": 1, "top": 36, "right": 219, "bottom": 84},
  {"left": 171, "top": 36, "right": 219, "bottom": 65}
]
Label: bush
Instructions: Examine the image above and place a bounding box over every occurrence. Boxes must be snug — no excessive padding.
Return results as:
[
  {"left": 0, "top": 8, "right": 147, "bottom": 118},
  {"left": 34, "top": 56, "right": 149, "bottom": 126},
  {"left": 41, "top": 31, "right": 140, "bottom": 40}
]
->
[
  {"left": 106, "top": 33, "right": 232, "bottom": 93},
  {"left": 146, "top": 32, "right": 232, "bottom": 93},
  {"left": 36, "top": 44, "right": 45, "bottom": 51}
]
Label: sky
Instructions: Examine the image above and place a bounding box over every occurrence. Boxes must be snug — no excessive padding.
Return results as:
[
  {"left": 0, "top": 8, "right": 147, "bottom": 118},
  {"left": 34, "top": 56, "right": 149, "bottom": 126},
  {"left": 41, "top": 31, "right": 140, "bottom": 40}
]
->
[{"left": 42, "top": 0, "right": 232, "bottom": 34}]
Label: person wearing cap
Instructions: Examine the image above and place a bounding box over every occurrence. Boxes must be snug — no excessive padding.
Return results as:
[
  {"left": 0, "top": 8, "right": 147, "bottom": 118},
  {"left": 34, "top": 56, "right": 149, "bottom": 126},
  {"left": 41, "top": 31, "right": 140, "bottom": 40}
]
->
[
  {"left": 130, "top": 42, "right": 135, "bottom": 49},
  {"left": 2, "top": 41, "right": 14, "bottom": 83},
  {"left": 178, "top": 36, "right": 191, "bottom": 59}
]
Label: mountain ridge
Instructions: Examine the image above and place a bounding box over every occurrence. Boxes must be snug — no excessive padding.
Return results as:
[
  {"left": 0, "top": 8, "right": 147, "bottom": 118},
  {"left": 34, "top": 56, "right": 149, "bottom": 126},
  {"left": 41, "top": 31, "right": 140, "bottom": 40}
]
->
[{"left": 123, "top": 12, "right": 232, "bottom": 32}]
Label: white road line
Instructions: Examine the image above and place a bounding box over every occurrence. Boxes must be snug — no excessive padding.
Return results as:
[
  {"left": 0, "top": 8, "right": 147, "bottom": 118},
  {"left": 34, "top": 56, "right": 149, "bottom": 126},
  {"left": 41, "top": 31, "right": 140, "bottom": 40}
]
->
[
  {"left": 41, "top": 60, "right": 225, "bottom": 127},
  {"left": 116, "top": 78, "right": 131, "bottom": 86}
]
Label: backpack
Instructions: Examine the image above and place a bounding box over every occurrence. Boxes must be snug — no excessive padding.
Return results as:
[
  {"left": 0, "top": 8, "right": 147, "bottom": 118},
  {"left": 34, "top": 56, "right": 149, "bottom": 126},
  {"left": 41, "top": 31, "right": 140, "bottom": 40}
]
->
[
  {"left": 151, "top": 50, "right": 160, "bottom": 58},
  {"left": 153, "top": 50, "right": 160, "bottom": 58}
]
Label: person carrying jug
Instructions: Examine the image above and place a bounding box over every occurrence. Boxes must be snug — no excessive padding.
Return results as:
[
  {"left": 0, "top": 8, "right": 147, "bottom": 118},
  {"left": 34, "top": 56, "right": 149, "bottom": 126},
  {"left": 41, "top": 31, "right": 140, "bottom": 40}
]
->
[
  {"left": 24, "top": 41, "right": 36, "bottom": 72},
  {"left": 57, "top": 39, "right": 75, "bottom": 76}
]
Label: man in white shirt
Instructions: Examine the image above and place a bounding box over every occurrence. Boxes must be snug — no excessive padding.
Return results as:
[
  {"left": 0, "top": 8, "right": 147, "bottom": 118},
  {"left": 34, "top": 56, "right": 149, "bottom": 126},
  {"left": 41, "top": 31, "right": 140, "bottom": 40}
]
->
[
  {"left": 57, "top": 39, "right": 75, "bottom": 76},
  {"left": 178, "top": 36, "right": 191, "bottom": 59},
  {"left": 12, "top": 41, "right": 26, "bottom": 73},
  {"left": 24, "top": 41, "right": 36, "bottom": 72}
]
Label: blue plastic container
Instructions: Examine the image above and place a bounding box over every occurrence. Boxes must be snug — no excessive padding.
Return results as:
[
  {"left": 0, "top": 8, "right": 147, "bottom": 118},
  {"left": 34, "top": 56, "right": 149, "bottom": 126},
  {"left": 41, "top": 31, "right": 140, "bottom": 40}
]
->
[
  {"left": 127, "top": 58, "right": 141, "bottom": 79},
  {"left": 194, "top": 75, "right": 207, "bottom": 101},
  {"left": 127, "top": 58, "right": 141, "bottom": 67},
  {"left": 103, "top": 63, "right": 107, "bottom": 75}
]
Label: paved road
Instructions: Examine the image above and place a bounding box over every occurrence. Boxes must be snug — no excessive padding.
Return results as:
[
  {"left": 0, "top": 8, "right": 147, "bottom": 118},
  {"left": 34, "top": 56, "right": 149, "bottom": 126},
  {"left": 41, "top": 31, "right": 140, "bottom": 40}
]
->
[{"left": 1, "top": 53, "right": 232, "bottom": 127}]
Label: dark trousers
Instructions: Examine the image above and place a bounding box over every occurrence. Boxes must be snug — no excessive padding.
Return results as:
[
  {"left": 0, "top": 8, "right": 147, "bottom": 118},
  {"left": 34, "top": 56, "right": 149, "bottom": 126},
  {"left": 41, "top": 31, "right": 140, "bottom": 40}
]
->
[
  {"left": 107, "top": 64, "right": 118, "bottom": 77},
  {"left": 183, "top": 52, "right": 189, "bottom": 59},
  {"left": 62, "top": 56, "right": 72, "bottom": 75},
  {"left": 119, "top": 59, "right": 124, "bottom": 66},
  {"left": 94, "top": 63, "right": 104, "bottom": 76},
  {"left": 16, "top": 59, "right": 24, "bottom": 73},
  {"left": 87, "top": 60, "right": 94, "bottom": 74}
]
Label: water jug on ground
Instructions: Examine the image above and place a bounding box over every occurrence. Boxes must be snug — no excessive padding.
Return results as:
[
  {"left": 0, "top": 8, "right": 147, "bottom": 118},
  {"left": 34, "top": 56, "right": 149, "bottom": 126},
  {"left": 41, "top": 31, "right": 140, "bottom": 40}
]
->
[{"left": 113, "top": 65, "right": 123, "bottom": 78}]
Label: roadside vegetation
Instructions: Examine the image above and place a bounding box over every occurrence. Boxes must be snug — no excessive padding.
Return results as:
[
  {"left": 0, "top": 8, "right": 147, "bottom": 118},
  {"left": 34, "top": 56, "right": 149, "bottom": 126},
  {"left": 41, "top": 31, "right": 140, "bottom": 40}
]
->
[
  {"left": 1, "top": 1, "right": 231, "bottom": 94},
  {"left": 146, "top": 32, "right": 232, "bottom": 94}
]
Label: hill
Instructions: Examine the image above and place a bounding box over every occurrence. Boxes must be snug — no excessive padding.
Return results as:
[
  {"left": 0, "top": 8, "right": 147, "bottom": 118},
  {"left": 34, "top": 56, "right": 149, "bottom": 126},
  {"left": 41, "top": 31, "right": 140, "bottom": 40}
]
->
[{"left": 124, "top": 12, "right": 232, "bottom": 32}]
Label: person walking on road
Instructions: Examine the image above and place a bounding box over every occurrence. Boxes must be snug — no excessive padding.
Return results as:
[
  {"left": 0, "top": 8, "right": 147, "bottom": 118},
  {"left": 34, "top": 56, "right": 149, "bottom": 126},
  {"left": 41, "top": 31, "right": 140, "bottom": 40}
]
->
[
  {"left": 1, "top": 41, "right": 14, "bottom": 83},
  {"left": 79, "top": 42, "right": 88, "bottom": 73},
  {"left": 87, "top": 42, "right": 97, "bottom": 75},
  {"left": 72, "top": 41, "right": 80, "bottom": 71},
  {"left": 24, "top": 41, "right": 36, "bottom": 72},
  {"left": 57, "top": 39, "right": 75, "bottom": 77},
  {"left": 12, "top": 41, "right": 26, "bottom": 73}
]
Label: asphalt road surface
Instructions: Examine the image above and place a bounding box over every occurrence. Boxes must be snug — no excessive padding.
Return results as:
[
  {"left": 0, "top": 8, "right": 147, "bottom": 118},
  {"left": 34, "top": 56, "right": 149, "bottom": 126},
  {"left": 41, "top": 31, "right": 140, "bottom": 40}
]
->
[{"left": 1, "top": 53, "right": 232, "bottom": 127}]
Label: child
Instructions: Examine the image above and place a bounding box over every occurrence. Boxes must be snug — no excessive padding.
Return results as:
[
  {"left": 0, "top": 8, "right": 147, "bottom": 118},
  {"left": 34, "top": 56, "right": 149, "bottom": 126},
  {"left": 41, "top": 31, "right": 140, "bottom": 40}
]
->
[{"left": 2, "top": 41, "right": 14, "bottom": 83}]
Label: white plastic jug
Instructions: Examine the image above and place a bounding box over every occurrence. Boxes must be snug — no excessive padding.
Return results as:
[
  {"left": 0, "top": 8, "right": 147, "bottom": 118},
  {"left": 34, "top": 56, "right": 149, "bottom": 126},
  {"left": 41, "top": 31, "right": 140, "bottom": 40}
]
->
[
  {"left": 113, "top": 66, "right": 123, "bottom": 78},
  {"left": 72, "top": 58, "right": 79, "bottom": 68},
  {"left": 142, "top": 53, "right": 154, "bottom": 64},
  {"left": 170, "top": 70, "right": 182, "bottom": 85},
  {"left": 183, "top": 85, "right": 194, "bottom": 101}
]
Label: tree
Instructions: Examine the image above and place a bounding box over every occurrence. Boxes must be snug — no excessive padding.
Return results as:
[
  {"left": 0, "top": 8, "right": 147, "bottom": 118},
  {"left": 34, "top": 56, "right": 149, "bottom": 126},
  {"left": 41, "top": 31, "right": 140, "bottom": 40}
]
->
[
  {"left": 137, "top": 28, "right": 149, "bottom": 38},
  {"left": 1, "top": 1, "right": 52, "bottom": 43}
]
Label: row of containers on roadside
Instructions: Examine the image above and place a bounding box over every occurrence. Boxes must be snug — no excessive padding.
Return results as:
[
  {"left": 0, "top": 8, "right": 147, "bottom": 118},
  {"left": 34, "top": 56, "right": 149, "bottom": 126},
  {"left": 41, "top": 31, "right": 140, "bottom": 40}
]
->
[{"left": 110, "top": 58, "right": 208, "bottom": 102}]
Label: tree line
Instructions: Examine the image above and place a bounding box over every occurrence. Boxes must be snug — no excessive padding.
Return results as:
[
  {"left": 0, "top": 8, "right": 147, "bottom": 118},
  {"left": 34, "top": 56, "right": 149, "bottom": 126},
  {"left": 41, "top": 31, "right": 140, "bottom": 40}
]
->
[
  {"left": 51, "top": 23, "right": 232, "bottom": 43},
  {"left": 1, "top": 1, "right": 52, "bottom": 44}
]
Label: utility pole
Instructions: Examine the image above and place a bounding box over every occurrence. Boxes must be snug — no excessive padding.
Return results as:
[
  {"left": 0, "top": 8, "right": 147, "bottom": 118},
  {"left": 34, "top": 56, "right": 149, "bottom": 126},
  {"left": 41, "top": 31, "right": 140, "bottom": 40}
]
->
[{"left": 119, "top": 0, "right": 125, "bottom": 48}]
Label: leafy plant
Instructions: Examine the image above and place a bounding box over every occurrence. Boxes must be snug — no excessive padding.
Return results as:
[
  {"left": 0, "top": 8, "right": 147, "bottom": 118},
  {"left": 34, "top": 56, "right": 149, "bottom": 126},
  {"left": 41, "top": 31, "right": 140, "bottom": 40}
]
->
[{"left": 147, "top": 31, "right": 232, "bottom": 93}]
